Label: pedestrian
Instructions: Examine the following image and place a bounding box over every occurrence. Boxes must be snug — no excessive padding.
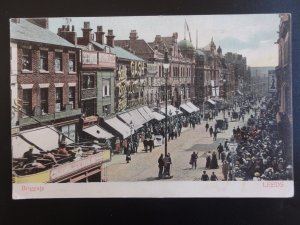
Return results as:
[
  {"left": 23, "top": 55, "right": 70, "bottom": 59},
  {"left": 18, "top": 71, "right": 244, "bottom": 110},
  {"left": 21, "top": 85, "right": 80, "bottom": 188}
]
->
[
  {"left": 23, "top": 146, "right": 35, "bottom": 165},
  {"left": 209, "top": 126, "right": 213, "bottom": 137},
  {"left": 205, "top": 122, "right": 209, "bottom": 132},
  {"left": 222, "top": 161, "right": 229, "bottom": 181},
  {"left": 221, "top": 151, "right": 226, "bottom": 163},
  {"left": 115, "top": 137, "right": 121, "bottom": 153},
  {"left": 178, "top": 121, "right": 182, "bottom": 137},
  {"left": 158, "top": 154, "right": 164, "bottom": 179},
  {"left": 201, "top": 171, "right": 209, "bottom": 181},
  {"left": 126, "top": 151, "right": 131, "bottom": 163},
  {"left": 206, "top": 151, "right": 211, "bottom": 169},
  {"left": 210, "top": 151, "right": 219, "bottom": 169},
  {"left": 213, "top": 129, "right": 218, "bottom": 141},
  {"left": 190, "top": 152, "right": 198, "bottom": 169},
  {"left": 210, "top": 172, "right": 218, "bottom": 181},
  {"left": 224, "top": 139, "right": 229, "bottom": 151},
  {"left": 192, "top": 120, "right": 195, "bottom": 130},
  {"left": 217, "top": 143, "right": 224, "bottom": 159},
  {"left": 164, "top": 153, "right": 172, "bottom": 176}
]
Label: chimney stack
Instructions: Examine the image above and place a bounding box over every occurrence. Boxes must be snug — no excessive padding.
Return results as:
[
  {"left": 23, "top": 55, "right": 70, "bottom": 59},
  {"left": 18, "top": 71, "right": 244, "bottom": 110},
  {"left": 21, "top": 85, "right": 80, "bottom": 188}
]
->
[
  {"left": 106, "top": 29, "right": 115, "bottom": 47},
  {"left": 82, "top": 21, "right": 93, "bottom": 43},
  {"left": 129, "top": 30, "right": 138, "bottom": 41},
  {"left": 57, "top": 25, "right": 77, "bottom": 45},
  {"left": 95, "top": 26, "right": 105, "bottom": 44}
]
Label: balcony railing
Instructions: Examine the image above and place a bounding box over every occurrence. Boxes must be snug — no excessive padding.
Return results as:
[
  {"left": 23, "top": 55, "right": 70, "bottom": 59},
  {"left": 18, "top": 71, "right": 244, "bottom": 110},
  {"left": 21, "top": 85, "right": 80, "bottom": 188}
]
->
[{"left": 19, "top": 108, "right": 82, "bottom": 127}]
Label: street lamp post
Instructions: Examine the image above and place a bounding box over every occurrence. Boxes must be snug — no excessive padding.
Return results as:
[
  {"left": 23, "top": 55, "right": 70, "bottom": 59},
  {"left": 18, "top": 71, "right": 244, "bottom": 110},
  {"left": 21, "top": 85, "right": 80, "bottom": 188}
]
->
[
  {"left": 163, "top": 47, "right": 170, "bottom": 156},
  {"left": 129, "top": 120, "right": 134, "bottom": 150}
]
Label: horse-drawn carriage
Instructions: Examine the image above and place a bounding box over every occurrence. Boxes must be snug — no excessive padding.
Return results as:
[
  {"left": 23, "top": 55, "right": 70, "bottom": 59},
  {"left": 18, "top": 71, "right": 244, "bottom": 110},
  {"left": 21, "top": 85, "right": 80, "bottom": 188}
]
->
[{"left": 216, "top": 118, "right": 228, "bottom": 130}]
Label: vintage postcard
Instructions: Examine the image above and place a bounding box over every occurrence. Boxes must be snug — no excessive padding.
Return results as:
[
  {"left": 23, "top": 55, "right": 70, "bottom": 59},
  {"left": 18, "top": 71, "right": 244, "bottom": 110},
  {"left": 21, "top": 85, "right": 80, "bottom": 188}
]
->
[{"left": 10, "top": 14, "right": 293, "bottom": 198}]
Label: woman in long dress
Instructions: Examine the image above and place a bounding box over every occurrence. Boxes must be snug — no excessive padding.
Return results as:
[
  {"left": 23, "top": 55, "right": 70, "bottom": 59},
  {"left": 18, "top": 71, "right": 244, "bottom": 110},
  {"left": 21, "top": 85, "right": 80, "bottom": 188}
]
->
[
  {"left": 210, "top": 151, "right": 219, "bottom": 169},
  {"left": 206, "top": 151, "right": 211, "bottom": 169}
]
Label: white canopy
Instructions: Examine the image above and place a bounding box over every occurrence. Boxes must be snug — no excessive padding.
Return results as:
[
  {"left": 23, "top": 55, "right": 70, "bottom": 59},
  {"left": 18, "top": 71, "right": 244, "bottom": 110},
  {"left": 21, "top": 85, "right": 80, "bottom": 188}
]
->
[
  {"left": 207, "top": 99, "right": 216, "bottom": 105},
  {"left": 152, "top": 112, "right": 165, "bottom": 121},
  {"left": 118, "top": 111, "right": 143, "bottom": 130},
  {"left": 160, "top": 105, "right": 182, "bottom": 116},
  {"left": 11, "top": 135, "right": 40, "bottom": 158},
  {"left": 20, "top": 126, "right": 73, "bottom": 151},
  {"left": 186, "top": 102, "right": 200, "bottom": 111},
  {"left": 105, "top": 117, "right": 132, "bottom": 138},
  {"left": 83, "top": 125, "right": 114, "bottom": 139},
  {"left": 180, "top": 103, "right": 194, "bottom": 114}
]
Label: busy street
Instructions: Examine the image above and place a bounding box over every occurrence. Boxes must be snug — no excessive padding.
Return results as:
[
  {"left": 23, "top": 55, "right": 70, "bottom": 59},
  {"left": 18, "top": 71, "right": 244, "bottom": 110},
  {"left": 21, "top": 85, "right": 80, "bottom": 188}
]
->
[{"left": 10, "top": 15, "right": 292, "bottom": 185}]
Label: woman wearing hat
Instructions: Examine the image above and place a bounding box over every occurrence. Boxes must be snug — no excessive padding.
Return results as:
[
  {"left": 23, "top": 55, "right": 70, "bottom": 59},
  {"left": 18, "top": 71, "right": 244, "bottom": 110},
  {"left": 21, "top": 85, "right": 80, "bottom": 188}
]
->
[{"left": 253, "top": 172, "right": 261, "bottom": 181}]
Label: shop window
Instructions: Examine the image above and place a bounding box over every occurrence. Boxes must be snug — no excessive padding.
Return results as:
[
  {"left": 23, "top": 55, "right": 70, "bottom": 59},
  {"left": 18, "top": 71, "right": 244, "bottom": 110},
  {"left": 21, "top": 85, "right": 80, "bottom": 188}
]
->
[
  {"left": 69, "top": 53, "right": 76, "bottom": 72},
  {"left": 40, "top": 88, "right": 48, "bottom": 114},
  {"left": 69, "top": 87, "right": 75, "bottom": 109},
  {"left": 22, "top": 49, "right": 32, "bottom": 71},
  {"left": 103, "top": 79, "right": 110, "bottom": 97},
  {"left": 40, "top": 50, "right": 48, "bottom": 71},
  {"left": 22, "top": 89, "right": 32, "bottom": 116},
  {"left": 102, "top": 105, "right": 111, "bottom": 115},
  {"left": 55, "top": 87, "right": 63, "bottom": 112},
  {"left": 82, "top": 75, "right": 95, "bottom": 89},
  {"left": 55, "top": 52, "right": 63, "bottom": 71}
]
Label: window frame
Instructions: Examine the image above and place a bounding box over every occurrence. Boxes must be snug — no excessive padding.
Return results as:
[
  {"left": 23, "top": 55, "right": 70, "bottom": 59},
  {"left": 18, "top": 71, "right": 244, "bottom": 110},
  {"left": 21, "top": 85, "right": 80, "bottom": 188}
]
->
[
  {"left": 55, "top": 52, "right": 63, "bottom": 72},
  {"left": 22, "top": 89, "right": 32, "bottom": 116},
  {"left": 22, "top": 48, "right": 32, "bottom": 71},
  {"left": 39, "top": 50, "right": 48, "bottom": 71},
  {"left": 68, "top": 53, "right": 76, "bottom": 72},
  {"left": 55, "top": 87, "right": 63, "bottom": 112},
  {"left": 40, "top": 88, "right": 49, "bottom": 114}
]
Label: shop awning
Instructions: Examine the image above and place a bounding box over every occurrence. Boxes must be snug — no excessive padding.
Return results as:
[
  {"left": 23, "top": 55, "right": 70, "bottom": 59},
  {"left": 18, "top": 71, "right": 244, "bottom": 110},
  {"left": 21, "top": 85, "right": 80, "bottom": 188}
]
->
[
  {"left": 104, "top": 117, "right": 131, "bottom": 138},
  {"left": 12, "top": 135, "right": 40, "bottom": 158},
  {"left": 83, "top": 125, "right": 114, "bottom": 139},
  {"left": 186, "top": 102, "right": 200, "bottom": 111},
  {"left": 207, "top": 99, "right": 216, "bottom": 105},
  {"left": 138, "top": 106, "right": 154, "bottom": 121},
  {"left": 180, "top": 104, "right": 194, "bottom": 114},
  {"left": 20, "top": 126, "right": 74, "bottom": 151},
  {"left": 160, "top": 105, "right": 183, "bottom": 116},
  {"left": 152, "top": 112, "right": 165, "bottom": 121},
  {"left": 130, "top": 109, "right": 148, "bottom": 125},
  {"left": 117, "top": 112, "right": 142, "bottom": 130}
]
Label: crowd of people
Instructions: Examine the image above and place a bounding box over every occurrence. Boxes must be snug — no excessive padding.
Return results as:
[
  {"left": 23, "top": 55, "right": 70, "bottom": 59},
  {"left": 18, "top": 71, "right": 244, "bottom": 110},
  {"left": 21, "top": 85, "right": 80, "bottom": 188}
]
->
[{"left": 220, "top": 96, "right": 293, "bottom": 181}]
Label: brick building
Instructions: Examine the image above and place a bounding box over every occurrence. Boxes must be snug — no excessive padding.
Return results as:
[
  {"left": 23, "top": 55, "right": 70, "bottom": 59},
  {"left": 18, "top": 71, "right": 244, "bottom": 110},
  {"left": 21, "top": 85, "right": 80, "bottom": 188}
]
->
[
  {"left": 115, "top": 31, "right": 195, "bottom": 110},
  {"left": 10, "top": 18, "right": 81, "bottom": 141},
  {"left": 57, "top": 22, "right": 117, "bottom": 117},
  {"left": 275, "top": 13, "right": 292, "bottom": 161}
]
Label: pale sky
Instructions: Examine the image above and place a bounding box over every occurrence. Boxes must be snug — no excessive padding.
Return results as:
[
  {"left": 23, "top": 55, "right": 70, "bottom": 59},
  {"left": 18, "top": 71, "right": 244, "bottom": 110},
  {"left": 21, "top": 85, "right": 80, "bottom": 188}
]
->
[{"left": 49, "top": 14, "right": 280, "bottom": 67}]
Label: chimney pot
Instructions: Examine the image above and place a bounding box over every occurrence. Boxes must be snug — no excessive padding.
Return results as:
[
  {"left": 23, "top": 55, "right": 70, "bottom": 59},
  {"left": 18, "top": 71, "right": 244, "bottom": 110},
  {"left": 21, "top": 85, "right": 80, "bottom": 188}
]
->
[
  {"left": 72, "top": 25, "right": 75, "bottom": 31},
  {"left": 84, "top": 21, "right": 90, "bottom": 29},
  {"left": 97, "top": 26, "right": 103, "bottom": 32}
]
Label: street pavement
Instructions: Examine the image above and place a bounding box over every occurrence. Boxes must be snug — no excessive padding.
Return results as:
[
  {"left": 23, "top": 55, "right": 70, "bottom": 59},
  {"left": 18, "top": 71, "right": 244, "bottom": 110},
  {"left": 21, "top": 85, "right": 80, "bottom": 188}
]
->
[{"left": 104, "top": 108, "right": 251, "bottom": 182}]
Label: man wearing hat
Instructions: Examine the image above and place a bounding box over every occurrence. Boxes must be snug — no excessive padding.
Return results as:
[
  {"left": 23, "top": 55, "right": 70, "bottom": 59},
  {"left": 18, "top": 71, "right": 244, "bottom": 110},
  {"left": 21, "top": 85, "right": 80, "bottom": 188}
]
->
[{"left": 23, "top": 146, "right": 35, "bottom": 165}]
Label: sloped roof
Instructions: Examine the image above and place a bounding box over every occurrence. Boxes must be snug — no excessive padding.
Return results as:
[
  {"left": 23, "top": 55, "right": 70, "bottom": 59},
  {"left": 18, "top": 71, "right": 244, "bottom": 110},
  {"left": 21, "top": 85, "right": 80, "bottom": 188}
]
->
[
  {"left": 91, "top": 41, "right": 144, "bottom": 62},
  {"left": 10, "top": 19, "right": 76, "bottom": 48},
  {"left": 115, "top": 39, "right": 154, "bottom": 55}
]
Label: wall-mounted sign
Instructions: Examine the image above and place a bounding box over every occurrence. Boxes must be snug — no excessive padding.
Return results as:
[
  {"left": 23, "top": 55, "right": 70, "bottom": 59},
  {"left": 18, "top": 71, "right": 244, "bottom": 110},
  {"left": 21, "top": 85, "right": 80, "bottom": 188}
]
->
[
  {"left": 268, "top": 70, "right": 277, "bottom": 93},
  {"left": 117, "top": 65, "right": 127, "bottom": 81},
  {"left": 50, "top": 152, "right": 103, "bottom": 181},
  {"left": 147, "top": 63, "right": 158, "bottom": 75},
  {"left": 130, "top": 61, "right": 144, "bottom": 77},
  {"left": 98, "top": 52, "right": 116, "bottom": 68},
  {"left": 82, "top": 51, "right": 97, "bottom": 65}
]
